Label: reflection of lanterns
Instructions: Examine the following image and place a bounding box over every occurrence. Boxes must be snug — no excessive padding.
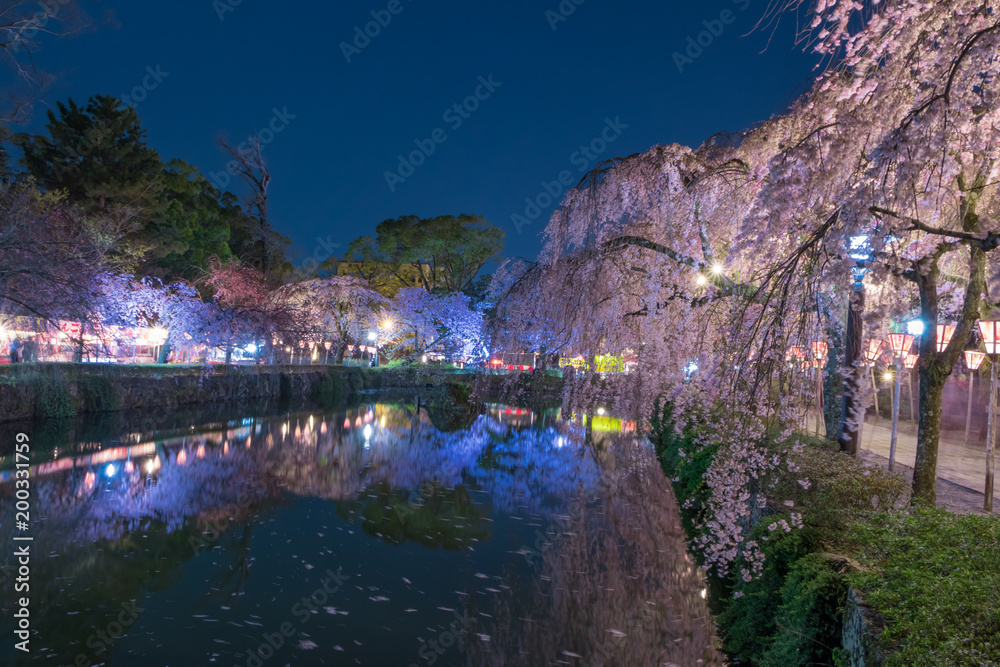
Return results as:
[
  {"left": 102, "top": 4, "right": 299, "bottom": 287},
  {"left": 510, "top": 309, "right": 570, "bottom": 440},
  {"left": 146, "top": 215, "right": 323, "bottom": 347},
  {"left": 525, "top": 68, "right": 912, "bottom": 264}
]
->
[
  {"left": 245, "top": 436, "right": 252, "bottom": 448},
  {"left": 196, "top": 444, "right": 205, "bottom": 458},
  {"left": 84, "top": 471, "right": 96, "bottom": 488},
  {"left": 124, "top": 460, "right": 134, "bottom": 473},
  {"left": 380, "top": 415, "right": 386, "bottom": 427},
  {"left": 936, "top": 324, "right": 955, "bottom": 353},
  {"left": 320, "top": 421, "right": 327, "bottom": 434},
  {"left": 224, "top": 441, "right": 229, "bottom": 455},
  {"left": 354, "top": 416, "right": 362, "bottom": 427},
  {"left": 343, "top": 418, "right": 351, "bottom": 429},
  {"left": 177, "top": 449, "right": 187, "bottom": 465}
]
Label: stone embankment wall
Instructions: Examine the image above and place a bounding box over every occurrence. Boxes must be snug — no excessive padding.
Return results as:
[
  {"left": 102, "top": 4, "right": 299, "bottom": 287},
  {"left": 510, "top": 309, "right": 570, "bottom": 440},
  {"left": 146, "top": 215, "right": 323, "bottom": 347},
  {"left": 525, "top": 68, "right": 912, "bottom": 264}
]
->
[{"left": 0, "top": 365, "right": 489, "bottom": 423}]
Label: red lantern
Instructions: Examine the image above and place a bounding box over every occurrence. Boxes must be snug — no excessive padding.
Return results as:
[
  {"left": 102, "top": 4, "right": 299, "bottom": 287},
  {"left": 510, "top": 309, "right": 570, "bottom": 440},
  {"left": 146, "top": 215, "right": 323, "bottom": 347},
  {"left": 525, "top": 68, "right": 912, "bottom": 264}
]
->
[
  {"left": 965, "top": 350, "right": 986, "bottom": 371},
  {"left": 936, "top": 324, "right": 955, "bottom": 353},
  {"left": 904, "top": 354, "right": 918, "bottom": 370},
  {"left": 864, "top": 339, "right": 886, "bottom": 364},
  {"left": 978, "top": 320, "right": 1000, "bottom": 356},
  {"left": 887, "top": 333, "right": 914, "bottom": 357}
]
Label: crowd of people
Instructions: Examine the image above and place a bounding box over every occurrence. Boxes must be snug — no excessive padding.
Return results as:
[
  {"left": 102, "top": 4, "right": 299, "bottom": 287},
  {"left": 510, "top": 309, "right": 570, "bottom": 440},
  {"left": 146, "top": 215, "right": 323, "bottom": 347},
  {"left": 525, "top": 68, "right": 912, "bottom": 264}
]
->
[{"left": 6, "top": 336, "right": 40, "bottom": 364}]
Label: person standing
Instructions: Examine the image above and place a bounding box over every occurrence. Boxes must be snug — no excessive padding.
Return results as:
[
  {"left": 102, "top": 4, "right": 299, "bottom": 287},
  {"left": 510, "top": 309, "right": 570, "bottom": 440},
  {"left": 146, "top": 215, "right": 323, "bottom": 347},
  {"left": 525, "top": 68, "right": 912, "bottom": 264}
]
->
[{"left": 9, "top": 336, "right": 21, "bottom": 363}]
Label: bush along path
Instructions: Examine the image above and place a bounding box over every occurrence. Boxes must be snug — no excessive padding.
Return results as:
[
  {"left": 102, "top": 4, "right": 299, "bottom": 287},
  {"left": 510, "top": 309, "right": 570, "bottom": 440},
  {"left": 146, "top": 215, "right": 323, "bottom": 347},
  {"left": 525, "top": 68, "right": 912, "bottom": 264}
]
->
[{"left": 649, "top": 399, "right": 1000, "bottom": 666}]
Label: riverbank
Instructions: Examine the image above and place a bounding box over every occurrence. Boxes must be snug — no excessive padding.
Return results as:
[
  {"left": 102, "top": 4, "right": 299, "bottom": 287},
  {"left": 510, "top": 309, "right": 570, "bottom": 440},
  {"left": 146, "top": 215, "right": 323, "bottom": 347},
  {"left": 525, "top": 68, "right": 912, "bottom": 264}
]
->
[
  {"left": 0, "top": 363, "right": 566, "bottom": 423},
  {"left": 650, "top": 402, "right": 1000, "bottom": 666}
]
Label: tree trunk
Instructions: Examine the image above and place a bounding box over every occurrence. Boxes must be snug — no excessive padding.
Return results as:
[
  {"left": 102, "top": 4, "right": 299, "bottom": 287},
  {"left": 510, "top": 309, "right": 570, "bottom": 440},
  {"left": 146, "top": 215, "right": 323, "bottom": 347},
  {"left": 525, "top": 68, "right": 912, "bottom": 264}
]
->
[
  {"left": 158, "top": 339, "right": 171, "bottom": 364},
  {"left": 839, "top": 283, "right": 864, "bottom": 455},
  {"left": 336, "top": 339, "right": 347, "bottom": 364},
  {"left": 913, "top": 366, "right": 946, "bottom": 505}
]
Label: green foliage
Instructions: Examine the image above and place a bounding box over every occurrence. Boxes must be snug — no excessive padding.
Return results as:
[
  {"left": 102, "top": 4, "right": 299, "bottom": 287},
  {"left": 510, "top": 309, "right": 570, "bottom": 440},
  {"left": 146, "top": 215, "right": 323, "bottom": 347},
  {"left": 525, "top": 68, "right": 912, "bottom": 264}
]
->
[
  {"left": 345, "top": 213, "right": 504, "bottom": 295},
  {"left": 848, "top": 509, "right": 1000, "bottom": 666},
  {"left": 718, "top": 520, "right": 822, "bottom": 662},
  {"left": 768, "top": 435, "right": 908, "bottom": 532},
  {"left": 32, "top": 376, "right": 75, "bottom": 419},
  {"left": 347, "top": 367, "right": 364, "bottom": 392},
  {"left": 311, "top": 370, "right": 346, "bottom": 401},
  {"left": 77, "top": 375, "right": 119, "bottom": 412},
  {"left": 759, "top": 553, "right": 847, "bottom": 666}
]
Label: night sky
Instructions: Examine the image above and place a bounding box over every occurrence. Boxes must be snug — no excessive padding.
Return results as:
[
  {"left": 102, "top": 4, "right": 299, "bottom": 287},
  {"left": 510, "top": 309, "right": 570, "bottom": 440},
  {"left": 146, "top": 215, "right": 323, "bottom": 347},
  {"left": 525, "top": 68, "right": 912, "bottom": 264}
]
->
[{"left": 8, "top": 0, "right": 819, "bottom": 267}]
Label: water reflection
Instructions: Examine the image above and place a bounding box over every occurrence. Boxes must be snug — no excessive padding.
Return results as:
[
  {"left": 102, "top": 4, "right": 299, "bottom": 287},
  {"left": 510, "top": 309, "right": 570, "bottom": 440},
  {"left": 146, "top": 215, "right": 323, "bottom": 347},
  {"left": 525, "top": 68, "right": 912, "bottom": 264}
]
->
[{"left": 0, "top": 400, "right": 719, "bottom": 665}]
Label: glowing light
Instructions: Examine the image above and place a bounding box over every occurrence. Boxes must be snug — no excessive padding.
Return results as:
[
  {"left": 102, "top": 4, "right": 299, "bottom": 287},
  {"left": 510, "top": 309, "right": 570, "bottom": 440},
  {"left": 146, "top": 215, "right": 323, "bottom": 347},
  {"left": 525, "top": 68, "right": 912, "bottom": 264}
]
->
[
  {"left": 368, "top": 332, "right": 378, "bottom": 341},
  {"left": 177, "top": 449, "right": 187, "bottom": 465},
  {"left": 696, "top": 275, "right": 707, "bottom": 286},
  {"left": 421, "top": 355, "right": 427, "bottom": 363},
  {"left": 382, "top": 319, "right": 393, "bottom": 329},
  {"left": 380, "top": 415, "right": 386, "bottom": 427},
  {"left": 700, "top": 588, "right": 707, "bottom": 599},
  {"left": 146, "top": 460, "right": 156, "bottom": 473},
  {"left": 343, "top": 418, "right": 351, "bottom": 429},
  {"left": 105, "top": 463, "right": 116, "bottom": 477},
  {"left": 124, "top": 460, "right": 134, "bottom": 473},
  {"left": 597, "top": 407, "right": 606, "bottom": 415},
  {"left": 936, "top": 324, "right": 955, "bottom": 353},
  {"left": 196, "top": 444, "right": 205, "bottom": 458},
  {"left": 711, "top": 263, "right": 723, "bottom": 275},
  {"left": 245, "top": 436, "right": 252, "bottom": 448},
  {"left": 906, "top": 320, "right": 925, "bottom": 336},
  {"left": 978, "top": 320, "right": 1000, "bottom": 356},
  {"left": 245, "top": 343, "right": 258, "bottom": 354},
  {"left": 882, "top": 371, "right": 894, "bottom": 383},
  {"left": 965, "top": 350, "right": 987, "bottom": 371},
  {"left": 363, "top": 424, "right": 373, "bottom": 440}
]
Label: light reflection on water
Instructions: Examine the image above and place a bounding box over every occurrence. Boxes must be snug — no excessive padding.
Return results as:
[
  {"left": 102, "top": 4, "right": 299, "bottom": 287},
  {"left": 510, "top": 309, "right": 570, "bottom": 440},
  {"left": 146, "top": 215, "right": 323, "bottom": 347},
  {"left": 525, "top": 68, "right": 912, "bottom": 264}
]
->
[{"left": 0, "top": 400, "right": 720, "bottom": 666}]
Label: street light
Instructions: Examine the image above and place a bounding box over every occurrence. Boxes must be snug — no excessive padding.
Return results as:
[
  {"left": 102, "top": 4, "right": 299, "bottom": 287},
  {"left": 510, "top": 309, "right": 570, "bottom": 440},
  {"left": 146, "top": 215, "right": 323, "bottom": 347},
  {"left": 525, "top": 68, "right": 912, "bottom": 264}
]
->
[
  {"left": 864, "top": 339, "right": 886, "bottom": 418},
  {"left": 904, "top": 353, "right": 918, "bottom": 421},
  {"left": 977, "top": 319, "right": 1000, "bottom": 512},
  {"left": 964, "top": 350, "right": 986, "bottom": 444},
  {"left": 367, "top": 331, "right": 379, "bottom": 367},
  {"left": 811, "top": 341, "right": 829, "bottom": 436},
  {"left": 886, "top": 332, "right": 915, "bottom": 471}
]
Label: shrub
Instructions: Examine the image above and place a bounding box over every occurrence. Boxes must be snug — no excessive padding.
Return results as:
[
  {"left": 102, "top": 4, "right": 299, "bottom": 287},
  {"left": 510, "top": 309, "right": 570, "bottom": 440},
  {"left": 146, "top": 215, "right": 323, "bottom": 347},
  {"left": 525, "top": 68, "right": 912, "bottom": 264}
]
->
[
  {"left": 78, "top": 375, "right": 119, "bottom": 412},
  {"left": 32, "top": 376, "right": 75, "bottom": 419},
  {"left": 718, "top": 519, "right": 820, "bottom": 662},
  {"left": 311, "top": 370, "right": 346, "bottom": 401},
  {"left": 759, "top": 553, "right": 847, "bottom": 667}
]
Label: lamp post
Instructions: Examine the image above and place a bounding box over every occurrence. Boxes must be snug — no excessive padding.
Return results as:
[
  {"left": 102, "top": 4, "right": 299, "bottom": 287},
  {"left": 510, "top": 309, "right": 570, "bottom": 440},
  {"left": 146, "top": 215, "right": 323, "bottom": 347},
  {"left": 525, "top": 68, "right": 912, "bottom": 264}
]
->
[
  {"left": 886, "top": 332, "right": 914, "bottom": 472},
  {"left": 367, "top": 331, "right": 379, "bottom": 367},
  {"left": 964, "top": 350, "right": 986, "bottom": 444},
  {"left": 864, "top": 339, "right": 886, "bottom": 417},
  {"left": 977, "top": 320, "right": 999, "bottom": 512},
  {"left": 904, "top": 353, "right": 918, "bottom": 422},
  {"left": 812, "top": 341, "right": 829, "bottom": 437}
]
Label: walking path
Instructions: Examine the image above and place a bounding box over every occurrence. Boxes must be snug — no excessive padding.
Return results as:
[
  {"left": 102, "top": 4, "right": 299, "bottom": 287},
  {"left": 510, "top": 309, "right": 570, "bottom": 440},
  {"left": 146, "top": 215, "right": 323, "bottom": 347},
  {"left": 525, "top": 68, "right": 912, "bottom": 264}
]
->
[{"left": 857, "top": 414, "right": 999, "bottom": 515}]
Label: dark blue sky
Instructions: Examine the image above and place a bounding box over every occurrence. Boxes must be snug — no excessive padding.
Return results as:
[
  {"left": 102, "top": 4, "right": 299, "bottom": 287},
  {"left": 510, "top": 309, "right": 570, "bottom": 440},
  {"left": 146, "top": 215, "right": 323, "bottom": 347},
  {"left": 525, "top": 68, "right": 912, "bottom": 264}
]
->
[{"left": 11, "top": 0, "right": 818, "bottom": 266}]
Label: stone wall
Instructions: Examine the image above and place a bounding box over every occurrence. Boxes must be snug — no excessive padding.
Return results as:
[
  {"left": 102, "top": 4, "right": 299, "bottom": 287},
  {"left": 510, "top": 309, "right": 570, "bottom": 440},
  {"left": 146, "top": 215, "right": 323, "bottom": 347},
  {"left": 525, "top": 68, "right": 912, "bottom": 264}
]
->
[
  {"left": 842, "top": 586, "right": 888, "bottom": 666},
  {"left": 0, "top": 365, "right": 485, "bottom": 423}
]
